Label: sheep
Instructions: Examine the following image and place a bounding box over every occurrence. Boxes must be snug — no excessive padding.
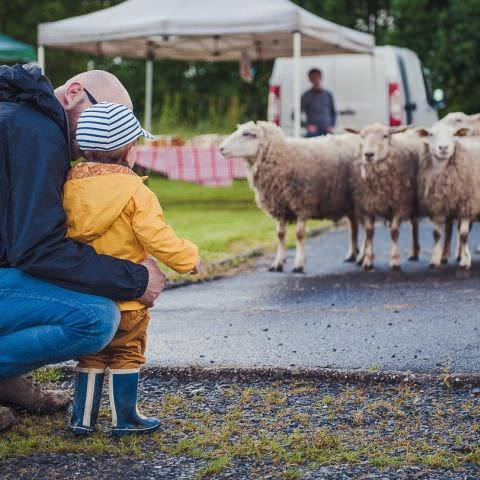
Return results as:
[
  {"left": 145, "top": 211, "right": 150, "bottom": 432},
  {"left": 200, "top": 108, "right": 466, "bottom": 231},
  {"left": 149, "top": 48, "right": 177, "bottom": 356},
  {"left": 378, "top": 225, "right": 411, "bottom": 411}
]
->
[
  {"left": 436, "top": 112, "right": 480, "bottom": 259},
  {"left": 219, "top": 121, "right": 361, "bottom": 273},
  {"left": 416, "top": 123, "right": 480, "bottom": 269},
  {"left": 345, "top": 124, "right": 421, "bottom": 271},
  {"left": 439, "top": 112, "right": 480, "bottom": 135}
]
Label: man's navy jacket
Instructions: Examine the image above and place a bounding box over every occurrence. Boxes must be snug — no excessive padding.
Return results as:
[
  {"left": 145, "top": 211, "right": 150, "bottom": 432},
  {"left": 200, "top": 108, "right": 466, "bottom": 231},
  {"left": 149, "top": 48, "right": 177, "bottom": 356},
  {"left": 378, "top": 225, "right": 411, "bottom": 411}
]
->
[{"left": 0, "top": 64, "right": 147, "bottom": 299}]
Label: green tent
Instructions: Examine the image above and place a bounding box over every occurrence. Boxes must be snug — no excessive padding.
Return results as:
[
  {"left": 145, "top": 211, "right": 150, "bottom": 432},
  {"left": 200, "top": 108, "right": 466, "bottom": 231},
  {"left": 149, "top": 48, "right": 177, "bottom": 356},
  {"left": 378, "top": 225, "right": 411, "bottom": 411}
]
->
[{"left": 0, "top": 33, "right": 36, "bottom": 62}]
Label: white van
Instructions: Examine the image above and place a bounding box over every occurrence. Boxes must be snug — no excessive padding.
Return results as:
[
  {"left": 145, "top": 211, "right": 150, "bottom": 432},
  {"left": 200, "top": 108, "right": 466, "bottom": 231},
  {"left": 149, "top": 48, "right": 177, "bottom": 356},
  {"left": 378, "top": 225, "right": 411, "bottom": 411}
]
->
[{"left": 268, "top": 46, "right": 439, "bottom": 135}]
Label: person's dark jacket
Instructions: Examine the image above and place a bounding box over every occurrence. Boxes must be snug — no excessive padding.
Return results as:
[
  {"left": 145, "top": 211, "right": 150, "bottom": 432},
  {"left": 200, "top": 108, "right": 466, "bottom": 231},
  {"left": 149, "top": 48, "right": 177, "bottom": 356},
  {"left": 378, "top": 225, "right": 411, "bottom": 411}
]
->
[
  {"left": 0, "top": 64, "right": 147, "bottom": 300},
  {"left": 301, "top": 88, "right": 336, "bottom": 132}
]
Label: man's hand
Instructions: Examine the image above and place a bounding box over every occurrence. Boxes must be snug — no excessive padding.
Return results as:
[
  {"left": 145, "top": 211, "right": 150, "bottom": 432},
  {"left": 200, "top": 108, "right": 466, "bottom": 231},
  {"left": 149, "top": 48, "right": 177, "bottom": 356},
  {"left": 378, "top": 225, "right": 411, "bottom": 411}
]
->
[
  {"left": 191, "top": 258, "right": 203, "bottom": 275},
  {"left": 138, "top": 258, "right": 166, "bottom": 307},
  {"left": 307, "top": 124, "right": 318, "bottom": 133}
]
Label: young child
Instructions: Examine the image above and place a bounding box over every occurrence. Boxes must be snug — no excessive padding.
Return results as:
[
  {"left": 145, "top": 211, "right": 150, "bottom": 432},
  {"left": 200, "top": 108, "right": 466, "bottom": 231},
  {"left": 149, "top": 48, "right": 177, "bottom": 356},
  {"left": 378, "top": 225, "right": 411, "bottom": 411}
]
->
[{"left": 63, "top": 102, "right": 200, "bottom": 436}]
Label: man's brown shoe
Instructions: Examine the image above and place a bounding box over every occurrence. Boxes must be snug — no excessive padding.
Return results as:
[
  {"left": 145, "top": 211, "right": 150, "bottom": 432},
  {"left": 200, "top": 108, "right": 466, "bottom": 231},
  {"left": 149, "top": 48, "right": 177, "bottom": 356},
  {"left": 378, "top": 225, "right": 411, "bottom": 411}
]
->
[
  {"left": 0, "top": 375, "right": 71, "bottom": 414},
  {"left": 0, "top": 406, "right": 15, "bottom": 432}
]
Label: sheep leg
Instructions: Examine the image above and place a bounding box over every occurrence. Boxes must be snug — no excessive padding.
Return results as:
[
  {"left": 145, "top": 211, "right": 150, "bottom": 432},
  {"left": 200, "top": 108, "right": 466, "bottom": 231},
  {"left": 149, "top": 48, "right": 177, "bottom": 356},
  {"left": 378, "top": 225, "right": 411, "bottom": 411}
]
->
[
  {"left": 429, "top": 220, "right": 443, "bottom": 268},
  {"left": 455, "top": 223, "right": 461, "bottom": 263},
  {"left": 457, "top": 221, "right": 474, "bottom": 262},
  {"left": 292, "top": 219, "right": 306, "bottom": 273},
  {"left": 458, "top": 218, "right": 472, "bottom": 270},
  {"left": 362, "top": 215, "right": 375, "bottom": 271},
  {"left": 408, "top": 217, "right": 420, "bottom": 261},
  {"left": 356, "top": 220, "right": 367, "bottom": 266},
  {"left": 441, "top": 218, "right": 453, "bottom": 264},
  {"left": 344, "top": 215, "right": 359, "bottom": 262},
  {"left": 390, "top": 216, "right": 402, "bottom": 271},
  {"left": 269, "top": 219, "right": 286, "bottom": 272}
]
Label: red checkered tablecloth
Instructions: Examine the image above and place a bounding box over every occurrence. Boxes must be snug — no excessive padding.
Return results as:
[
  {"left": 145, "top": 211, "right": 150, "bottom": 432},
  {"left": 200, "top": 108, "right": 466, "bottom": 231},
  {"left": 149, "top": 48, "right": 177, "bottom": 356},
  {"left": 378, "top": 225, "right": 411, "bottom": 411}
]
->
[{"left": 135, "top": 146, "right": 246, "bottom": 186}]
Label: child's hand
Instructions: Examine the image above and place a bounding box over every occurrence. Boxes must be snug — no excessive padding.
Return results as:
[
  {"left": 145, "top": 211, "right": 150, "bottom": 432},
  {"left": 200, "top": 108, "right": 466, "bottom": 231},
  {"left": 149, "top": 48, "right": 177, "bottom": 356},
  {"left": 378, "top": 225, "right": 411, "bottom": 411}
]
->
[{"left": 191, "top": 258, "right": 202, "bottom": 275}]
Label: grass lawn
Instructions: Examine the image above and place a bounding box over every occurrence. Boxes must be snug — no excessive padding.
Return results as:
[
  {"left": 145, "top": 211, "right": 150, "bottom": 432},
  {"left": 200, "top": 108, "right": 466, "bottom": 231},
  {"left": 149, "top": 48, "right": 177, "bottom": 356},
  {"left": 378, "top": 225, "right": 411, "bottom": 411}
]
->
[{"left": 146, "top": 177, "right": 327, "bottom": 277}]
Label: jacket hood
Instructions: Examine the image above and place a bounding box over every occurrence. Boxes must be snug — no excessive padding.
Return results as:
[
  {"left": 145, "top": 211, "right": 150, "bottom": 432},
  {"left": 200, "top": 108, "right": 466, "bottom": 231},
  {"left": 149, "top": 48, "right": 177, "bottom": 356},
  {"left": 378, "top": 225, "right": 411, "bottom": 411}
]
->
[
  {"left": 0, "top": 64, "right": 67, "bottom": 134},
  {"left": 64, "top": 169, "right": 145, "bottom": 243}
]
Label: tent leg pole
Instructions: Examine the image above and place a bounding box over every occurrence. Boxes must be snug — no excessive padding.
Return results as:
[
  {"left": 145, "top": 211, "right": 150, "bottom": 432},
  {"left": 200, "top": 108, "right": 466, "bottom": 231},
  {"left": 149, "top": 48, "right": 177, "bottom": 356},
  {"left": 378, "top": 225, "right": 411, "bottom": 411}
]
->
[
  {"left": 37, "top": 45, "right": 45, "bottom": 73},
  {"left": 145, "top": 59, "right": 153, "bottom": 132},
  {"left": 292, "top": 31, "right": 302, "bottom": 138}
]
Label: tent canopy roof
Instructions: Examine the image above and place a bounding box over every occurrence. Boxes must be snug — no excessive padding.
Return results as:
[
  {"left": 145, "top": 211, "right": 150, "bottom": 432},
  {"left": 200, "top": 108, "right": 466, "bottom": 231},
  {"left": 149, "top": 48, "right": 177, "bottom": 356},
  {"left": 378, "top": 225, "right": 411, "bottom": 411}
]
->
[
  {"left": 0, "top": 33, "right": 36, "bottom": 62},
  {"left": 38, "top": 0, "right": 374, "bottom": 61}
]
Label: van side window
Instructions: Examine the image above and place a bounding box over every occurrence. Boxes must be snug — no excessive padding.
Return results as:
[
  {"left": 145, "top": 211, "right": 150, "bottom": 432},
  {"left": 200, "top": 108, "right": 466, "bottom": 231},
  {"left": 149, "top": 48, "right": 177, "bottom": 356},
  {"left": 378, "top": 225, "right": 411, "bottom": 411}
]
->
[
  {"left": 422, "top": 67, "right": 436, "bottom": 108},
  {"left": 396, "top": 54, "right": 414, "bottom": 124}
]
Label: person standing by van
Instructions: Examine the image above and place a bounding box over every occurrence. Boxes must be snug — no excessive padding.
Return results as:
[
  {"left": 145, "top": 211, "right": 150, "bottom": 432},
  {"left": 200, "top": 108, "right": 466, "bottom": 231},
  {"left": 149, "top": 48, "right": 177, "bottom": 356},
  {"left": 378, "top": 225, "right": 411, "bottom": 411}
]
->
[{"left": 301, "top": 68, "right": 336, "bottom": 136}]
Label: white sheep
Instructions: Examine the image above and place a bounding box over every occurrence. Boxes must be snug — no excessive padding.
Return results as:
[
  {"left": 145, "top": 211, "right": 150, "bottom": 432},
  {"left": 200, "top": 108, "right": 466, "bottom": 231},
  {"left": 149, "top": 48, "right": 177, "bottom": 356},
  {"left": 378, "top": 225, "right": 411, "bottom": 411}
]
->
[
  {"left": 219, "top": 121, "right": 361, "bottom": 273},
  {"left": 439, "top": 112, "right": 480, "bottom": 135},
  {"left": 346, "top": 124, "right": 421, "bottom": 270},
  {"left": 416, "top": 123, "right": 480, "bottom": 269},
  {"left": 436, "top": 112, "right": 480, "bottom": 259}
]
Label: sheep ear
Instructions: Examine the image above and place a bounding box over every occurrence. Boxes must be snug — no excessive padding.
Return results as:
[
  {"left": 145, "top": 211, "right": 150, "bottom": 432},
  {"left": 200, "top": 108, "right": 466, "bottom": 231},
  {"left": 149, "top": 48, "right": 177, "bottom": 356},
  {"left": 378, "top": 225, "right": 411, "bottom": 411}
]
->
[
  {"left": 390, "top": 125, "right": 410, "bottom": 134},
  {"left": 454, "top": 127, "right": 471, "bottom": 137},
  {"left": 344, "top": 128, "right": 360, "bottom": 134},
  {"left": 416, "top": 128, "right": 430, "bottom": 137}
]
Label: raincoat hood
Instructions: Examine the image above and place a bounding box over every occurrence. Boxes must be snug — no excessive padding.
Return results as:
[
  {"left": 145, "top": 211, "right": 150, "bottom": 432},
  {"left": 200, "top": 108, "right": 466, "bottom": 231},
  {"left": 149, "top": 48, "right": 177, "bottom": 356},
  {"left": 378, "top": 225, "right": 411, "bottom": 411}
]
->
[
  {"left": 0, "top": 64, "right": 68, "bottom": 135},
  {"left": 64, "top": 165, "right": 145, "bottom": 242}
]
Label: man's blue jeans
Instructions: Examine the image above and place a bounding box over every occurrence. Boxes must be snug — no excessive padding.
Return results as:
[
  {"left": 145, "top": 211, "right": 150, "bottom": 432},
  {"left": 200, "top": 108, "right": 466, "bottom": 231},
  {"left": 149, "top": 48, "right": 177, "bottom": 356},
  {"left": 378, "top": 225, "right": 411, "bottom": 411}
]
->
[{"left": 0, "top": 268, "right": 120, "bottom": 379}]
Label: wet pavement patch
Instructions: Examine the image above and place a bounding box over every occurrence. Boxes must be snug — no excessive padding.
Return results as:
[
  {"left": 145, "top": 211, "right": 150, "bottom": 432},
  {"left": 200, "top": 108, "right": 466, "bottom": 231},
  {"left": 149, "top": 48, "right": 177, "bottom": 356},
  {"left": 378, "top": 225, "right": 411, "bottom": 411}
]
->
[
  {"left": 1, "top": 374, "right": 479, "bottom": 479},
  {"left": 147, "top": 222, "right": 480, "bottom": 373}
]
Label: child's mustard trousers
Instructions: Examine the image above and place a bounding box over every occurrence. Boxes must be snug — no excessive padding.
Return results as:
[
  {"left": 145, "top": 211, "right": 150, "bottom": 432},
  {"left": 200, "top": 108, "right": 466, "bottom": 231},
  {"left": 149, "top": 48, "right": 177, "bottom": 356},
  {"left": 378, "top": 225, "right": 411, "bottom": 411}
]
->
[{"left": 77, "top": 309, "right": 150, "bottom": 369}]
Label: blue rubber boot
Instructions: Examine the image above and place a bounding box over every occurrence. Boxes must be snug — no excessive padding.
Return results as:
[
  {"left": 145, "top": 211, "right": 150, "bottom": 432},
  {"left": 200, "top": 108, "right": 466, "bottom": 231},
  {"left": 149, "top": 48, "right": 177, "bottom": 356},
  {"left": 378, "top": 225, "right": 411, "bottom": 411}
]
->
[
  {"left": 69, "top": 368, "right": 105, "bottom": 435},
  {"left": 109, "top": 369, "right": 160, "bottom": 436}
]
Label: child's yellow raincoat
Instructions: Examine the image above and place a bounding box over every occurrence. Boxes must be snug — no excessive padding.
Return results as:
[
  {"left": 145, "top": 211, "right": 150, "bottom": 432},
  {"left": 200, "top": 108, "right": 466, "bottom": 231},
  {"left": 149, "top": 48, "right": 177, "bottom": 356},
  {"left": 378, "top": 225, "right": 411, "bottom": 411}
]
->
[{"left": 63, "top": 162, "right": 199, "bottom": 311}]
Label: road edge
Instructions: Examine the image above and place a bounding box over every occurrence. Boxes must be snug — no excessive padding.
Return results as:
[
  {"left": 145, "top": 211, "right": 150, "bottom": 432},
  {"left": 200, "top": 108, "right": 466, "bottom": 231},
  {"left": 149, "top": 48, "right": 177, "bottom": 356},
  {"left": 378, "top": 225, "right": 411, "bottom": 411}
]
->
[{"left": 58, "top": 365, "right": 480, "bottom": 388}]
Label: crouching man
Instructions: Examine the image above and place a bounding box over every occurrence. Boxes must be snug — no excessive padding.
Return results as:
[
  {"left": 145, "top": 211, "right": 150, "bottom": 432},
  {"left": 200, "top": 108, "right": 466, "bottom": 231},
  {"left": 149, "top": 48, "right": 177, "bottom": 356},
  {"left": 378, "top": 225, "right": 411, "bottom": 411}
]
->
[{"left": 0, "top": 65, "right": 165, "bottom": 432}]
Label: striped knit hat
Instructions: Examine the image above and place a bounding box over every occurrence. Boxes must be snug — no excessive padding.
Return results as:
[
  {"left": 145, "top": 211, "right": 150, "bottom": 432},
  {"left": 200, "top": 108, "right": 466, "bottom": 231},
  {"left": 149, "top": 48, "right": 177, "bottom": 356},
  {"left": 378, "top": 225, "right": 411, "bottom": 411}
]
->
[{"left": 76, "top": 102, "right": 154, "bottom": 152}]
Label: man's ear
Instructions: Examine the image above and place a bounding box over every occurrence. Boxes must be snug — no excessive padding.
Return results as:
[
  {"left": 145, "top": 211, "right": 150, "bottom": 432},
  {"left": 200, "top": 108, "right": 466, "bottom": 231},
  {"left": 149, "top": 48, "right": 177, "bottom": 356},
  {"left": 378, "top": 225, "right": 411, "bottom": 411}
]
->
[
  {"left": 64, "top": 81, "right": 86, "bottom": 108},
  {"left": 344, "top": 128, "right": 360, "bottom": 134},
  {"left": 454, "top": 127, "right": 471, "bottom": 137},
  {"left": 416, "top": 128, "right": 430, "bottom": 137}
]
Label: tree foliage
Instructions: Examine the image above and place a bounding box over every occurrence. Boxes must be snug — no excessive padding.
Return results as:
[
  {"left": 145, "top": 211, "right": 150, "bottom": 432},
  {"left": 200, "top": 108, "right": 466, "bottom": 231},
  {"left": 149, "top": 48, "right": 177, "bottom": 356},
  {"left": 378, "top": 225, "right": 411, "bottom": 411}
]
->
[
  {"left": 298, "top": 0, "right": 480, "bottom": 114},
  {"left": 0, "top": 0, "right": 479, "bottom": 132}
]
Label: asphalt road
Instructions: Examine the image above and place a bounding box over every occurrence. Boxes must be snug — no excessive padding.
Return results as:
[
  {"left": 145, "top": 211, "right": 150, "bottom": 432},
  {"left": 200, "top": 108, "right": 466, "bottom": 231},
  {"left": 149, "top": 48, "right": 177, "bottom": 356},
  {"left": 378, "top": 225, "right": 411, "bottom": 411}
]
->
[{"left": 147, "top": 222, "right": 480, "bottom": 373}]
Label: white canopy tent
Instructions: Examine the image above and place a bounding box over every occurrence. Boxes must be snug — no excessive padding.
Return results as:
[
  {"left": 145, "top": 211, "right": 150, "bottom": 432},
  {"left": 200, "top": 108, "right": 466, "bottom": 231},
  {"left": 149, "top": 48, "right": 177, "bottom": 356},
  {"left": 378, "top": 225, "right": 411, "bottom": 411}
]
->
[{"left": 38, "top": 0, "right": 374, "bottom": 137}]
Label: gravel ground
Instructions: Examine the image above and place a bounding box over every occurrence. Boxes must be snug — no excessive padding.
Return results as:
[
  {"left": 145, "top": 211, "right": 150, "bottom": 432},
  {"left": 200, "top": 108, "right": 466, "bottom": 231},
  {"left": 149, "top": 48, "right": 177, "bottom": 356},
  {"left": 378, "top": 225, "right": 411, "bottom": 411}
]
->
[{"left": 1, "top": 374, "right": 479, "bottom": 479}]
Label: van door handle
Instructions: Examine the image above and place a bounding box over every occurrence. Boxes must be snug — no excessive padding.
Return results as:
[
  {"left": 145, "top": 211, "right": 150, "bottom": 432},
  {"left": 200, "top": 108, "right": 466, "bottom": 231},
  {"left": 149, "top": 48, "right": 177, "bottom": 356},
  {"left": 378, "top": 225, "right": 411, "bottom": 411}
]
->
[
  {"left": 339, "top": 109, "right": 355, "bottom": 115},
  {"left": 405, "top": 102, "right": 417, "bottom": 112}
]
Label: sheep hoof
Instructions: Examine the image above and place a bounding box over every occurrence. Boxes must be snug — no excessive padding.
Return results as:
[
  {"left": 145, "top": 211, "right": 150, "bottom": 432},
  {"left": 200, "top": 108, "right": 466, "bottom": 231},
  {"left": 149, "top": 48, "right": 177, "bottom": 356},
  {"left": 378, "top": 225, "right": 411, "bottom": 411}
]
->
[
  {"left": 344, "top": 254, "right": 357, "bottom": 263},
  {"left": 408, "top": 255, "right": 419, "bottom": 262},
  {"left": 269, "top": 265, "right": 283, "bottom": 272},
  {"left": 441, "top": 258, "right": 448, "bottom": 265},
  {"left": 363, "top": 264, "right": 374, "bottom": 272},
  {"left": 429, "top": 263, "right": 440, "bottom": 269},
  {"left": 391, "top": 265, "right": 401, "bottom": 272},
  {"left": 456, "top": 256, "right": 461, "bottom": 263},
  {"left": 459, "top": 264, "right": 471, "bottom": 271},
  {"left": 292, "top": 266, "right": 304, "bottom": 274}
]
